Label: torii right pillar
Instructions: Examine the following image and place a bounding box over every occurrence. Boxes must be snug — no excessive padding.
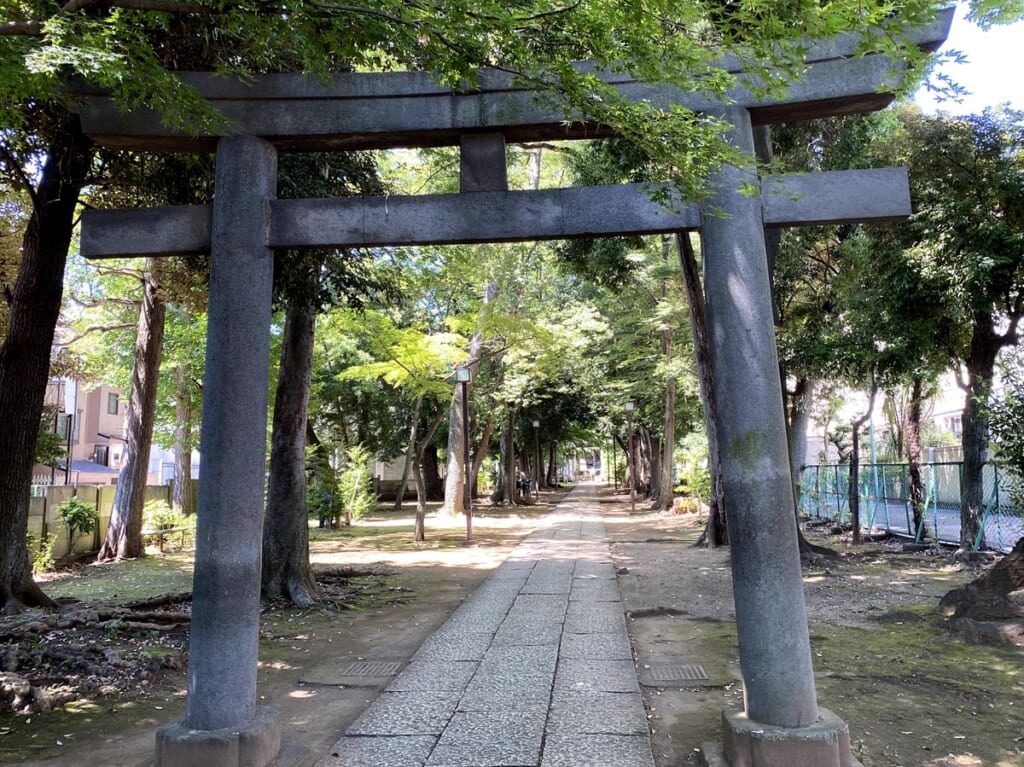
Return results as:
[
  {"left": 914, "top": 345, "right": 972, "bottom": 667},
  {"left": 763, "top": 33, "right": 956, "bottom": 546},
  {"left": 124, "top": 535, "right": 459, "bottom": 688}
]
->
[{"left": 699, "top": 106, "right": 860, "bottom": 767}]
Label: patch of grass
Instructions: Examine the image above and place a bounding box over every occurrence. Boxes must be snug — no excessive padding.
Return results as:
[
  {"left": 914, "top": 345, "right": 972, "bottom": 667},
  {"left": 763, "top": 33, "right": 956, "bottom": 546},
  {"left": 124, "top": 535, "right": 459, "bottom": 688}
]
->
[
  {"left": 39, "top": 553, "right": 194, "bottom": 603},
  {"left": 811, "top": 616, "right": 1024, "bottom": 766}
]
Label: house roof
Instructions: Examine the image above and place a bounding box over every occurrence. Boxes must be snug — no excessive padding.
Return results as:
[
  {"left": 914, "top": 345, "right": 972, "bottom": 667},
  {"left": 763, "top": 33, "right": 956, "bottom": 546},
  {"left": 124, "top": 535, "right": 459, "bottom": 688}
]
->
[{"left": 57, "top": 459, "right": 120, "bottom": 475}]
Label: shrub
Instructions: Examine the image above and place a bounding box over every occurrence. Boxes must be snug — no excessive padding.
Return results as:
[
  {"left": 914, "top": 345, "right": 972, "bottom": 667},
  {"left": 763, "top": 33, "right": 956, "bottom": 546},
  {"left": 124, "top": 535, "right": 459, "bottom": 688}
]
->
[
  {"left": 338, "top": 444, "right": 377, "bottom": 520},
  {"left": 26, "top": 531, "right": 57, "bottom": 574},
  {"left": 57, "top": 497, "right": 98, "bottom": 545},
  {"left": 142, "top": 498, "right": 194, "bottom": 532}
]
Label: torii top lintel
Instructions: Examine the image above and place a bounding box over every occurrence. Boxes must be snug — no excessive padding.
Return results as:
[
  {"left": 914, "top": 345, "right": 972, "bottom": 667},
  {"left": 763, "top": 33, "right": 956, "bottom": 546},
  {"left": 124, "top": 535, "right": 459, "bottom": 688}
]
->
[{"left": 71, "top": 10, "right": 952, "bottom": 153}]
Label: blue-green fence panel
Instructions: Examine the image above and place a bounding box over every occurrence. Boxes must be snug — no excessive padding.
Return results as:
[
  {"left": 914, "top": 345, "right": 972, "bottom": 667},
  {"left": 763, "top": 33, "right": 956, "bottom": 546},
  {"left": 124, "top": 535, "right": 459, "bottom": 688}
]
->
[{"left": 799, "top": 462, "right": 1022, "bottom": 553}]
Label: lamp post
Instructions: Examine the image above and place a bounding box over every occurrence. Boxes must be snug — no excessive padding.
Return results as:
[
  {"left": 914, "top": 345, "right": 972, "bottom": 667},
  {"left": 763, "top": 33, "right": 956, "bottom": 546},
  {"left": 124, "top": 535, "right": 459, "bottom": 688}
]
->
[
  {"left": 625, "top": 401, "right": 636, "bottom": 514},
  {"left": 532, "top": 420, "right": 540, "bottom": 502},
  {"left": 456, "top": 366, "right": 473, "bottom": 542}
]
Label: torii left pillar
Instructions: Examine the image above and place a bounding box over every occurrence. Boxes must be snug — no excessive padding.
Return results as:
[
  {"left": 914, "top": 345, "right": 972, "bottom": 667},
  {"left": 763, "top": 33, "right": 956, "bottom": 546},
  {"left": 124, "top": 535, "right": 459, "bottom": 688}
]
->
[{"left": 155, "top": 135, "right": 282, "bottom": 767}]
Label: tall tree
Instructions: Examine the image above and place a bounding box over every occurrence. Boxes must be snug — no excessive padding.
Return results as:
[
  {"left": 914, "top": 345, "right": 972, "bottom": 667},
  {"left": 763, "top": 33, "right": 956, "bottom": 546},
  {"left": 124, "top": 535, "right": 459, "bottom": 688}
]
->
[
  {"left": 0, "top": 111, "right": 93, "bottom": 611},
  {"left": 261, "top": 151, "right": 388, "bottom": 605},
  {"left": 880, "top": 107, "right": 1024, "bottom": 550},
  {"left": 98, "top": 260, "right": 166, "bottom": 560}
]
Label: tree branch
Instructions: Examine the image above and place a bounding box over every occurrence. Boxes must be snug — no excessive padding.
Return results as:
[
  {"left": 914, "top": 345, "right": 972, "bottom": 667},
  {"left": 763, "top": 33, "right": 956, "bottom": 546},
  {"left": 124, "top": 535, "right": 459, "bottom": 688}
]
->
[
  {"left": 68, "top": 294, "right": 141, "bottom": 309},
  {"left": 56, "top": 322, "right": 137, "bottom": 347},
  {"left": 93, "top": 264, "right": 144, "bottom": 281},
  {"left": 0, "top": 1, "right": 212, "bottom": 37},
  {"left": 0, "top": 142, "right": 40, "bottom": 211}
]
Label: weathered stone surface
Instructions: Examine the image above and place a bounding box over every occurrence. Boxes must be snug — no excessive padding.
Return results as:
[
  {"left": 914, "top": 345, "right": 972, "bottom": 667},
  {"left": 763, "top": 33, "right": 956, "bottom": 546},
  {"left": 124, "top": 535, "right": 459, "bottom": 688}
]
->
[
  {"left": 541, "top": 733, "right": 656, "bottom": 767},
  {"left": 155, "top": 706, "right": 280, "bottom": 767},
  {"left": 314, "top": 735, "right": 435, "bottom": 767},
  {"left": 70, "top": 10, "right": 951, "bottom": 152},
  {"left": 184, "top": 135, "right": 276, "bottom": 734},
  {"left": 701, "top": 108, "right": 818, "bottom": 728},
  {"left": 80, "top": 169, "right": 910, "bottom": 257},
  {"left": 718, "top": 708, "right": 864, "bottom": 767}
]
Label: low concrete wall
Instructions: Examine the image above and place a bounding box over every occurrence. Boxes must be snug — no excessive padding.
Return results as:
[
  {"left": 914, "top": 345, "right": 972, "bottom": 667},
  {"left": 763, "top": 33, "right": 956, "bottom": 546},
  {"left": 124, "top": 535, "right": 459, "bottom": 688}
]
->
[{"left": 28, "top": 482, "right": 193, "bottom": 560}]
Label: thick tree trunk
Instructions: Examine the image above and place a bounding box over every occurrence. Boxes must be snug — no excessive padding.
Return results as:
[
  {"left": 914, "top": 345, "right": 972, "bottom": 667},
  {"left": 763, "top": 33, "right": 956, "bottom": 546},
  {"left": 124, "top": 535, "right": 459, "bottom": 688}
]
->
[
  {"left": 787, "top": 377, "right": 814, "bottom": 506},
  {"left": 0, "top": 116, "right": 93, "bottom": 612},
  {"left": 676, "top": 232, "right": 727, "bottom": 546},
  {"left": 906, "top": 376, "right": 926, "bottom": 536},
  {"left": 172, "top": 361, "right": 195, "bottom": 518},
  {"left": 422, "top": 443, "right": 444, "bottom": 501},
  {"left": 938, "top": 536, "right": 1024, "bottom": 616},
  {"left": 99, "top": 264, "right": 167, "bottom": 561},
  {"left": 261, "top": 300, "right": 320, "bottom": 606},
  {"left": 959, "top": 314, "right": 1004, "bottom": 551},
  {"left": 393, "top": 397, "right": 422, "bottom": 512}
]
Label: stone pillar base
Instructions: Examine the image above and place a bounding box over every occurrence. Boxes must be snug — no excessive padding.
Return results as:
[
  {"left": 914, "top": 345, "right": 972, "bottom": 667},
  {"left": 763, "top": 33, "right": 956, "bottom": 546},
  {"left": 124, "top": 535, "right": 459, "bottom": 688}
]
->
[
  {"left": 699, "top": 708, "right": 864, "bottom": 767},
  {"left": 155, "top": 706, "right": 280, "bottom": 767}
]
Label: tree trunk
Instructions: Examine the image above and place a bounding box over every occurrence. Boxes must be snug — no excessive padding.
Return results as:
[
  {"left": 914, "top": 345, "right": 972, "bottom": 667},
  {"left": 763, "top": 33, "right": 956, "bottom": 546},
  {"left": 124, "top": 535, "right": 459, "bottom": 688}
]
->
[
  {"left": 471, "top": 416, "right": 493, "bottom": 498},
  {"left": 0, "top": 116, "right": 93, "bottom": 612},
  {"left": 657, "top": 383, "right": 676, "bottom": 510},
  {"left": 959, "top": 313, "right": 1005, "bottom": 551},
  {"left": 656, "top": 235, "right": 676, "bottom": 510},
  {"left": 676, "top": 232, "right": 727, "bottom": 546},
  {"left": 848, "top": 388, "right": 877, "bottom": 547},
  {"left": 492, "top": 409, "right": 518, "bottom": 505},
  {"left": 442, "top": 283, "right": 495, "bottom": 513},
  {"left": 261, "top": 299, "right": 320, "bottom": 607},
  {"left": 938, "top": 536, "right": 1024, "bottom": 616},
  {"left": 98, "top": 262, "right": 167, "bottom": 562},
  {"left": 547, "top": 441, "right": 558, "bottom": 486},
  {"left": 414, "top": 405, "right": 446, "bottom": 541},
  {"left": 172, "top": 361, "right": 195, "bottom": 518},
  {"left": 422, "top": 443, "right": 444, "bottom": 501},
  {"left": 647, "top": 429, "right": 662, "bottom": 502},
  {"left": 393, "top": 397, "right": 422, "bottom": 512},
  {"left": 787, "top": 377, "right": 814, "bottom": 507},
  {"left": 906, "top": 376, "right": 926, "bottom": 536}
]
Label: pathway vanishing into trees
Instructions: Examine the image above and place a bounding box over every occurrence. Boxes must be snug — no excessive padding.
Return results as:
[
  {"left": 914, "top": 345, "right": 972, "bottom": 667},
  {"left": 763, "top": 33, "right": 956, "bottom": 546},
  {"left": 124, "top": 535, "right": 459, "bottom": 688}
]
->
[{"left": 318, "top": 483, "right": 655, "bottom": 767}]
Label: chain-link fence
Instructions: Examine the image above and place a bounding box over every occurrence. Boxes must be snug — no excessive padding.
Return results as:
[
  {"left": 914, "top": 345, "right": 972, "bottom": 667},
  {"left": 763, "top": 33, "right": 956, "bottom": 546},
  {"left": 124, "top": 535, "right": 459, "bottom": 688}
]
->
[{"left": 798, "top": 462, "right": 1024, "bottom": 553}]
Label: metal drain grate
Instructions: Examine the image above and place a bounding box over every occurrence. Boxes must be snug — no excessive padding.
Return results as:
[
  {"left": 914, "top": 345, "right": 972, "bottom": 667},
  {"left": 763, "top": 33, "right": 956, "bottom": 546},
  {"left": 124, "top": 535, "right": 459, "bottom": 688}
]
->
[
  {"left": 646, "top": 663, "right": 709, "bottom": 682},
  {"left": 338, "top": 660, "right": 403, "bottom": 677}
]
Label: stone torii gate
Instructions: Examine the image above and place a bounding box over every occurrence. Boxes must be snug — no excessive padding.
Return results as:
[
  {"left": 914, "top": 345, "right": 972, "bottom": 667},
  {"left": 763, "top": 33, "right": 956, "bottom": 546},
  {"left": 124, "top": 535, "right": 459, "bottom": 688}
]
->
[{"left": 74, "top": 12, "right": 950, "bottom": 767}]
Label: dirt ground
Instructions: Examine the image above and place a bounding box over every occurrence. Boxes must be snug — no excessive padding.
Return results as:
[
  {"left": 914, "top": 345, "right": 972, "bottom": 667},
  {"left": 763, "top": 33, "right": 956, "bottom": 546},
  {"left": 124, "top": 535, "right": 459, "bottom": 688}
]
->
[{"left": 2, "top": 485, "right": 1023, "bottom": 767}]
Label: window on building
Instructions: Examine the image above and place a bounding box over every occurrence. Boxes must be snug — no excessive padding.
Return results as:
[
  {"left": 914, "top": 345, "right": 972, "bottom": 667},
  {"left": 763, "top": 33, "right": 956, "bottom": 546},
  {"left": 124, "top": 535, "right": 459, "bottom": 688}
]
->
[
  {"left": 107, "top": 392, "right": 119, "bottom": 414},
  {"left": 94, "top": 445, "right": 109, "bottom": 466}
]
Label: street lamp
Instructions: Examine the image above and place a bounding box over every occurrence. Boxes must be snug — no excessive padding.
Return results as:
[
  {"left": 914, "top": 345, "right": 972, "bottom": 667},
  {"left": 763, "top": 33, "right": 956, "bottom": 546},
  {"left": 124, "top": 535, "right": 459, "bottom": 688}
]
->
[
  {"left": 532, "top": 420, "right": 540, "bottom": 502},
  {"left": 456, "top": 366, "right": 473, "bottom": 542},
  {"left": 625, "top": 401, "right": 636, "bottom": 514}
]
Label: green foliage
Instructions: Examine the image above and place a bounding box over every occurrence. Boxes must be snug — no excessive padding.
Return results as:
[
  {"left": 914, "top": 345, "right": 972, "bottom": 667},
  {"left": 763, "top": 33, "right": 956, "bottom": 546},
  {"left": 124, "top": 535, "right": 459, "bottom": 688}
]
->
[
  {"left": 57, "top": 496, "right": 98, "bottom": 540},
  {"left": 142, "top": 498, "right": 193, "bottom": 532},
  {"left": 677, "top": 431, "right": 711, "bottom": 502},
  {"left": 337, "top": 444, "right": 377, "bottom": 520},
  {"left": 26, "top": 530, "right": 57, "bottom": 574},
  {"left": 33, "top": 405, "right": 67, "bottom": 467},
  {"left": 987, "top": 352, "right": 1024, "bottom": 505}
]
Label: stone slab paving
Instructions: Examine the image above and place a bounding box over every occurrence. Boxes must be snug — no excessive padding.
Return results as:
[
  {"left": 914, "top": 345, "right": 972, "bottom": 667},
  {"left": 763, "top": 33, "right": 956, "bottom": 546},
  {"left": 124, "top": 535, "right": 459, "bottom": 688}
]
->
[{"left": 316, "top": 484, "right": 655, "bottom": 767}]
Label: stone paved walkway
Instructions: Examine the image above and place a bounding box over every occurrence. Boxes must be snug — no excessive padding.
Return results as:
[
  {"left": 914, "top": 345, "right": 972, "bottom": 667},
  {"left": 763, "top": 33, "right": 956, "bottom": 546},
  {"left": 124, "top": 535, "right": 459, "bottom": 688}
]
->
[{"left": 315, "top": 484, "right": 655, "bottom": 767}]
